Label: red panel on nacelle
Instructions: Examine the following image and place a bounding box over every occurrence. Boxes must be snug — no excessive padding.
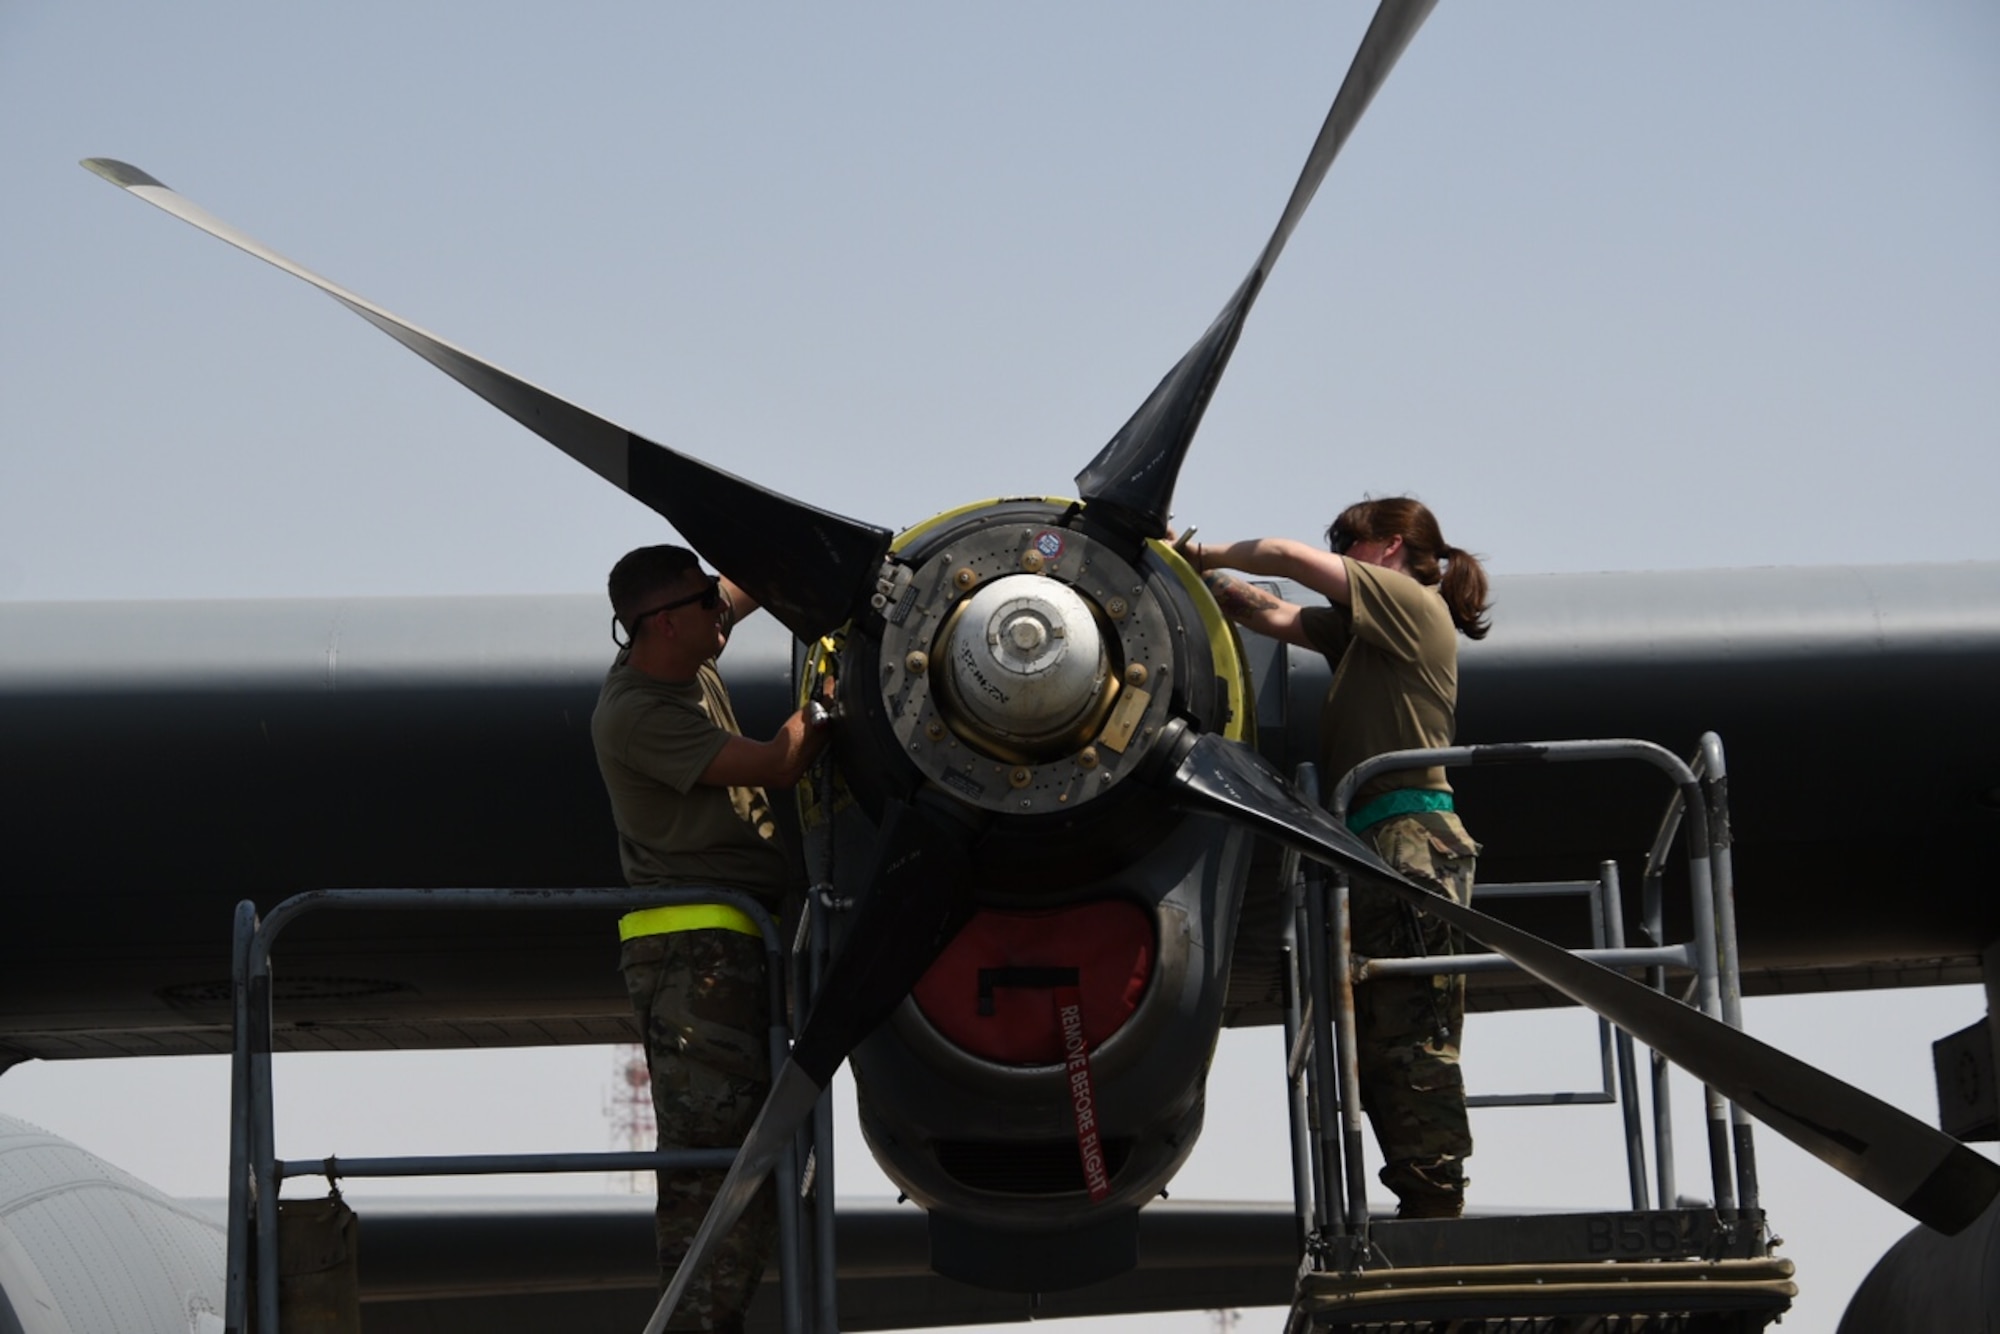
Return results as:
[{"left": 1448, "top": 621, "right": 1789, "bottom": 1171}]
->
[{"left": 913, "top": 901, "right": 1154, "bottom": 1064}]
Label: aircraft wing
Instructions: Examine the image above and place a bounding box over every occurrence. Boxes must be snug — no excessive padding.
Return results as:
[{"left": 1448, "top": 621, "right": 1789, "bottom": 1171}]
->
[{"left": 3, "top": 561, "right": 1997, "bottom": 1066}]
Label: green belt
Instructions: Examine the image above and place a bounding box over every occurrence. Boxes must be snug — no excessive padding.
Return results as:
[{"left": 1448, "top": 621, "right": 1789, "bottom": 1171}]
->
[
  {"left": 618, "top": 902, "right": 762, "bottom": 942},
  {"left": 1346, "top": 788, "right": 1454, "bottom": 834}
]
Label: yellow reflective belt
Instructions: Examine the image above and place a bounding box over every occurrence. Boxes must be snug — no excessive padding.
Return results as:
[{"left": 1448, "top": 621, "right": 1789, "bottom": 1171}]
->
[{"left": 618, "top": 902, "right": 762, "bottom": 942}]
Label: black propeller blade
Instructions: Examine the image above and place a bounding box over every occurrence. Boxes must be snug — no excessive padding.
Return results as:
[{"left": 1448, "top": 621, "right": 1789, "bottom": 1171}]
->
[
  {"left": 79, "top": 158, "right": 891, "bottom": 642},
  {"left": 1074, "top": 0, "right": 1437, "bottom": 538},
  {"left": 645, "top": 797, "right": 980, "bottom": 1333},
  {"left": 1160, "top": 727, "right": 2000, "bottom": 1237}
]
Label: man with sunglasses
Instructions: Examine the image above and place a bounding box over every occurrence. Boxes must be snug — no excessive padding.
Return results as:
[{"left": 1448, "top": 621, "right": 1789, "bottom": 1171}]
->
[{"left": 592, "top": 543, "right": 831, "bottom": 1332}]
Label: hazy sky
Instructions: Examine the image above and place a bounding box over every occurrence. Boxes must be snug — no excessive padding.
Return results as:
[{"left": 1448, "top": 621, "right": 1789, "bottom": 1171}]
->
[{"left": 3, "top": 2, "right": 1996, "bottom": 1330}]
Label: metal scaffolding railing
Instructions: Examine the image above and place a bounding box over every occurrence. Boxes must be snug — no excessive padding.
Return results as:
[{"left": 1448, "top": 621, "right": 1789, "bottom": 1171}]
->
[
  {"left": 1281, "top": 734, "right": 1762, "bottom": 1267},
  {"left": 225, "top": 886, "right": 829, "bottom": 1334}
]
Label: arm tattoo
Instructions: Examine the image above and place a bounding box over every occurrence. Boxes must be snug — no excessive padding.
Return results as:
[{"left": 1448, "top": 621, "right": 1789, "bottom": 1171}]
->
[{"left": 1204, "top": 571, "right": 1279, "bottom": 616}]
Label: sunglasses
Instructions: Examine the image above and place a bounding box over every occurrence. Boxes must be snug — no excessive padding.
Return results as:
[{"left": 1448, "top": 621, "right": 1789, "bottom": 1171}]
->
[
  {"left": 1329, "top": 530, "right": 1355, "bottom": 555},
  {"left": 613, "top": 576, "right": 724, "bottom": 647},
  {"left": 636, "top": 577, "right": 724, "bottom": 622}
]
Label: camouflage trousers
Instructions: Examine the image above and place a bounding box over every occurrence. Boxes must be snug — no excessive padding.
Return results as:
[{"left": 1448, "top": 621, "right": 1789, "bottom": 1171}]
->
[
  {"left": 621, "top": 928, "right": 777, "bottom": 1333},
  {"left": 1351, "top": 809, "right": 1479, "bottom": 1213}
]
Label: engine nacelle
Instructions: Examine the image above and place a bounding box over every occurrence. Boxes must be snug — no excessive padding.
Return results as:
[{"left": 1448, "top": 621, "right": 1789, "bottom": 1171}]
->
[
  {"left": 1837, "top": 1195, "right": 2000, "bottom": 1333},
  {"left": 809, "top": 498, "right": 1256, "bottom": 1291}
]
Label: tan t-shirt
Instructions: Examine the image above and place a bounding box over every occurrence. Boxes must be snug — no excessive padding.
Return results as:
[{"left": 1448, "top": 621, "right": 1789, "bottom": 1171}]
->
[
  {"left": 591, "top": 656, "right": 792, "bottom": 904},
  {"left": 1298, "top": 559, "right": 1459, "bottom": 805}
]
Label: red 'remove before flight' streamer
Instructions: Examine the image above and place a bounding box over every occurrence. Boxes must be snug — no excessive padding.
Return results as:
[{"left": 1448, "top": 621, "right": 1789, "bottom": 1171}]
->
[{"left": 1056, "top": 986, "right": 1110, "bottom": 1201}]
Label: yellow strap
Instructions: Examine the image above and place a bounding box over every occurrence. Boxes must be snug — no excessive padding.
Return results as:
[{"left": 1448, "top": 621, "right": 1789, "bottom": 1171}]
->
[{"left": 618, "top": 902, "right": 762, "bottom": 942}]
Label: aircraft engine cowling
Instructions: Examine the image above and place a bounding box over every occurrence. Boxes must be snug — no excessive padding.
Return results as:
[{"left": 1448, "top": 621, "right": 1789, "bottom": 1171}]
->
[
  {"left": 813, "top": 497, "right": 1256, "bottom": 1291},
  {"left": 846, "top": 809, "right": 1253, "bottom": 1290},
  {"left": 0, "top": 1114, "right": 227, "bottom": 1333},
  {"left": 1836, "top": 1196, "right": 2000, "bottom": 1333}
]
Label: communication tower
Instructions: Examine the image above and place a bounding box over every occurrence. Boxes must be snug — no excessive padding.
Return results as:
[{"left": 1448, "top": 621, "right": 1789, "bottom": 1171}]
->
[{"left": 606, "top": 1042, "right": 654, "bottom": 1193}]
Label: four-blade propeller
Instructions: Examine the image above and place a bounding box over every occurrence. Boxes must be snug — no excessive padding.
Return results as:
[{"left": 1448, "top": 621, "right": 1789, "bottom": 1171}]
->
[{"left": 82, "top": 1, "right": 1998, "bottom": 1325}]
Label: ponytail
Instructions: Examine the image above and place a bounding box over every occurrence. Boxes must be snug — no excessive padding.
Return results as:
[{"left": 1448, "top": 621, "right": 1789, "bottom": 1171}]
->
[{"left": 1437, "top": 544, "right": 1491, "bottom": 641}]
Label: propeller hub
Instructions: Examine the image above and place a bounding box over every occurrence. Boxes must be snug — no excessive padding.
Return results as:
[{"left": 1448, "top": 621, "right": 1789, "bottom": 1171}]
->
[
  {"left": 938, "top": 576, "right": 1111, "bottom": 753},
  {"left": 872, "top": 507, "right": 1178, "bottom": 815}
]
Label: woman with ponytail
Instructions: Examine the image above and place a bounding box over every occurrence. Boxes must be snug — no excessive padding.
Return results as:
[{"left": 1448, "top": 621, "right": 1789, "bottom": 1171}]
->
[{"left": 1186, "top": 496, "right": 1490, "bottom": 1220}]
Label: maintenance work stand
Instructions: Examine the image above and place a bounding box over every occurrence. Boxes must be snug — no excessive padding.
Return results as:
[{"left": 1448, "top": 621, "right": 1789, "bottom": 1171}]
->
[{"left": 1280, "top": 734, "right": 1794, "bottom": 1333}]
